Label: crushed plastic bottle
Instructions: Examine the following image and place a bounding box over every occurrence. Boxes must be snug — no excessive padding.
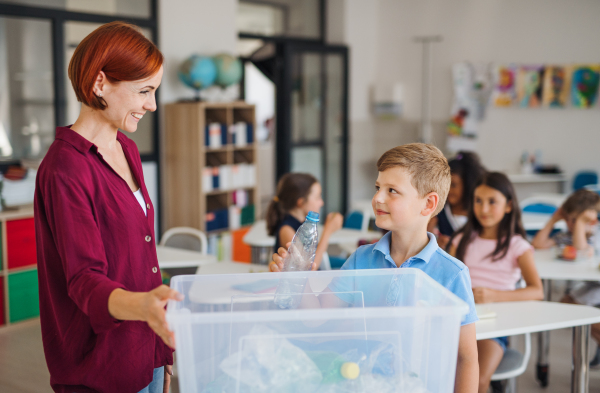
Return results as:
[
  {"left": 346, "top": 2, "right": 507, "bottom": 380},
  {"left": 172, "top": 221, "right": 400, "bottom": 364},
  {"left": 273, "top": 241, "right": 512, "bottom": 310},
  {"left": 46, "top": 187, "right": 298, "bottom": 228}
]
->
[{"left": 274, "top": 211, "right": 319, "bottom": 309}]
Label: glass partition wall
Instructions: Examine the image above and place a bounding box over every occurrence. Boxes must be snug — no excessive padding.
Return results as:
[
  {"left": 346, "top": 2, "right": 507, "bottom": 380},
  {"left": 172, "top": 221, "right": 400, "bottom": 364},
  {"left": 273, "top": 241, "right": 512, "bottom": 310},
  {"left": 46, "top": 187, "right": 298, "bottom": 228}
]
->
[{"left": 0, "top": 1, "right": 158, "bottom": 162}]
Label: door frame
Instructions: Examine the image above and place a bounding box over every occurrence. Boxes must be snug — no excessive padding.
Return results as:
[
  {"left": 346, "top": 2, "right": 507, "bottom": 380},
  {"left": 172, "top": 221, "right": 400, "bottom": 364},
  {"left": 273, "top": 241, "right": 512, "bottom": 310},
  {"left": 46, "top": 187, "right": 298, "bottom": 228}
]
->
[{"left": 275, "top": 42, "right": 349, "bottom": 215}]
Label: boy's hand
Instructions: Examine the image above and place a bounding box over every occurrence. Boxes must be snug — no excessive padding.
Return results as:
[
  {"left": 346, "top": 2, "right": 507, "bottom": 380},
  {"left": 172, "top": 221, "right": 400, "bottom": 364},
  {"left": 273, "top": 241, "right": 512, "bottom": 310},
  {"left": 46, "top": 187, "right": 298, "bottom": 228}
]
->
[
  {"left": 324, "top": 212, "right": 344, "bottom": 234},
  {"left": 269, "top": 242, "right": 291, "bottom": 272},
  {"left": 472, "top": 287, "right": 495, "bottom": 304}
]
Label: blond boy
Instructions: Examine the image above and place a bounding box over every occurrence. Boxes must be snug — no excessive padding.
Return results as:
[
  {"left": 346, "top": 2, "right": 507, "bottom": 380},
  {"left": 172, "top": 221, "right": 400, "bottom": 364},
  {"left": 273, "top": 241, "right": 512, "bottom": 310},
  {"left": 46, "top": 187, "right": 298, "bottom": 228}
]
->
[{"left": 271, "top": 144, "right": 479, "bottom": 391}]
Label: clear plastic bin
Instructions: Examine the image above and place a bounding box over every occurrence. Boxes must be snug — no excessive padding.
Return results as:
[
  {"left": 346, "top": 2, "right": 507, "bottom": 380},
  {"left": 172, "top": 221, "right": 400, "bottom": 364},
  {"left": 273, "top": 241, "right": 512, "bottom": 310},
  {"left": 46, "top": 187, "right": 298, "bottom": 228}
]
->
[{"left": 167, "top": 268, "right": 468, "bottom": 393}]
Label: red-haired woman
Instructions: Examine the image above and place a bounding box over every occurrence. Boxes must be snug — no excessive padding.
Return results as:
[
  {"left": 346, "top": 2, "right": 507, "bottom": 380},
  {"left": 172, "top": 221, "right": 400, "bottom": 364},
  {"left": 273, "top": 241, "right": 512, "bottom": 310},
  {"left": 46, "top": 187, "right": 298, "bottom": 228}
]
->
[{"left": 35, "top": 22, "right": 178, "bottom": 393}]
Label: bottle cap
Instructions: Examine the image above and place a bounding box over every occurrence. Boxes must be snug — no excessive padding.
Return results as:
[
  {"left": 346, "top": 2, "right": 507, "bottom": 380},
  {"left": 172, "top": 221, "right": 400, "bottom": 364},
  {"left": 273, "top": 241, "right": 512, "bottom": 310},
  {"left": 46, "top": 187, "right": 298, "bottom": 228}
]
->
[
  {"left": 340, "top": 362, "right": 360, "bottom": 380},
  {"left": 306, "top": 211, "right": 319, "bottom": 222}
]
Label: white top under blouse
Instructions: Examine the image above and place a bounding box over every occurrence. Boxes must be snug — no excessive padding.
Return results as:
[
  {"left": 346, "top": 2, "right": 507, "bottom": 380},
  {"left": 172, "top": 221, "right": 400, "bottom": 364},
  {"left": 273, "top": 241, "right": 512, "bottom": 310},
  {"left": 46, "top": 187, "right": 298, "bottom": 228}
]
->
[{"left": 133, "top": 189, "right": 147, "bottom": 216}]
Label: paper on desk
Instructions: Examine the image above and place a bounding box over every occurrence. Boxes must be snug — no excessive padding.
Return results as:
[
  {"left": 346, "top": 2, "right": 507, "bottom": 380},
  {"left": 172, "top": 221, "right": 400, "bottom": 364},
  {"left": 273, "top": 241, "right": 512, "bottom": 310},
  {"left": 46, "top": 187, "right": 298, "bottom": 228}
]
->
[{"left": 475, "top": 305, "right": 497, "bottom": 320}]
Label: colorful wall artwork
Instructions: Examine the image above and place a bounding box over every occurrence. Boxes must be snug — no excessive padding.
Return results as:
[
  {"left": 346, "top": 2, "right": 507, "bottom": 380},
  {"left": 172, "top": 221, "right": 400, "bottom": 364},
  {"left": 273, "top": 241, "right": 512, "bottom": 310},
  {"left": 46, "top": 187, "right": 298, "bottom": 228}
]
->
[
  {"left": 448, "top": 62, "right": 492, "bottom": 137},
  {"left": 542, "top": 66, "right": 572, "bottom": 108},
  {"left": 516, "top": 65, "right": 544, "bottom": 108},
  {"left": 571, "top": 65, "right": 600, "bottom": 108},
  {"left": 492, "top": 65, "right": 517, "bottom": 107}
]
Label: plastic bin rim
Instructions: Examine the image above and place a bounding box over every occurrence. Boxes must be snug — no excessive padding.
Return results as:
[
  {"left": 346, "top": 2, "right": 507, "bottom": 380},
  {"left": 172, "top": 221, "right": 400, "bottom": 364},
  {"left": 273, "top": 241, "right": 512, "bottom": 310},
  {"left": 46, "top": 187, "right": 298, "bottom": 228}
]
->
[
  {"left": 169, "top": 267, "right": 469, "bottom": 308},
  {"left": 166, "top": 303, "right": 469, "bottom": 326}
]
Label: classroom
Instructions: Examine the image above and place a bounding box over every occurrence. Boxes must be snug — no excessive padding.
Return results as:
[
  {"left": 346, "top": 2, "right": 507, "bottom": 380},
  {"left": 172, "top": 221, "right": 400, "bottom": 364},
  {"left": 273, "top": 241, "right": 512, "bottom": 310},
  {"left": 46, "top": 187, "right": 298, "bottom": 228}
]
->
[{"left": 0, "top": 0, "right": 600, "bottom": 392}]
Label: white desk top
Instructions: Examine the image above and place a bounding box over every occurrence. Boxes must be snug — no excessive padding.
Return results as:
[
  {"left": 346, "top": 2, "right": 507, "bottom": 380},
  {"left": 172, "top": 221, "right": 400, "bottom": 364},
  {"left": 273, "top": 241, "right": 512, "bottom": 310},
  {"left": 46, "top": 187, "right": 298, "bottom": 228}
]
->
[
  {"left": 507, "top": 174, "right": 567, "bottom": 183},
  {"left": 243, "top": 220, "right": 381, "bottom": 248},
  {"left": 475, "top": 301, "right": 600, "bottom": 340},
  {"left": 156, "top": 245, "right": 217, "bottom": 269},
  {"left": 535, "top": 249, "right": 600, "bottom": 281}
]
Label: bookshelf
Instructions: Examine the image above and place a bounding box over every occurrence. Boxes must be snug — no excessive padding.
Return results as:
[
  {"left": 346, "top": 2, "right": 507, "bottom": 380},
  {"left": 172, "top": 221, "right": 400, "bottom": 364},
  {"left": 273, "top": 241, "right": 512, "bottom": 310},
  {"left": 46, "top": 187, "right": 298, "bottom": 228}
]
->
[{"left": 163, "top": 101, "right": 259, "bottom": 237}]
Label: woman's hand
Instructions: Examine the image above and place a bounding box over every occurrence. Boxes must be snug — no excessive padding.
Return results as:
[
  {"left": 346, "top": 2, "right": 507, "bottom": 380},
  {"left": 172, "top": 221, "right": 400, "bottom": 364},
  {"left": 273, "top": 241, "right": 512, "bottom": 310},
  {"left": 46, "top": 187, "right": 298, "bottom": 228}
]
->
[
  {"left": 163, "top": 365, "right": 173, "bottom": 393},
  {"left": 323, "top": 212, "right": 343, "bottom": 235},
  {"left": 472, "top": 287, "right": 496, "bottom": 304},
  {"left": 140, "top": 285, "right": 183, "bottom": 348},
  {"left": 269, "top": 243, "right": 290, "bottom": 272}
]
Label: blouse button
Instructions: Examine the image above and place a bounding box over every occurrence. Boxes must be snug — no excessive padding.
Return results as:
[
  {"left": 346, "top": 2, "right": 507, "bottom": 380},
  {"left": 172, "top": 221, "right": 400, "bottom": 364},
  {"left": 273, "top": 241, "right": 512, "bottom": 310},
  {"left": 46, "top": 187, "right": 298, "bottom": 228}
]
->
[
  {"left": 152, "top": 267, "right": 158, "bottom": 273},
  {"left": 146, "top": 203, "right": 151, "bottom": 209},
  {"left": 145, "top": 235, "right": 151, "bottom": 242}
]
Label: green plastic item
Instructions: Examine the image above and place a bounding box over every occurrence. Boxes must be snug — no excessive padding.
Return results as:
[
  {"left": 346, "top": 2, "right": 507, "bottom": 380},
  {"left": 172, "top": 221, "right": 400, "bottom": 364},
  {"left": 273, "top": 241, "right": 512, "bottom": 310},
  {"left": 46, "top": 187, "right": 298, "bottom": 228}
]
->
[{"left": 305, "top": 351, "right": 347, "bottom": 384}]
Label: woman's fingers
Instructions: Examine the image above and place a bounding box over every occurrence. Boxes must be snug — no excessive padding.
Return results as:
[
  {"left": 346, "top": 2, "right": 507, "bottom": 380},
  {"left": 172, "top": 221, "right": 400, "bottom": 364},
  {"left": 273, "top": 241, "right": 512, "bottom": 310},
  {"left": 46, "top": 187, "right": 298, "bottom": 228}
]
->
[
  {"left": 153, "top": 285, "right": 184, "bottom": 302},
  {"left": 163, "top": 365, "right": 171, "bottom": 393}
]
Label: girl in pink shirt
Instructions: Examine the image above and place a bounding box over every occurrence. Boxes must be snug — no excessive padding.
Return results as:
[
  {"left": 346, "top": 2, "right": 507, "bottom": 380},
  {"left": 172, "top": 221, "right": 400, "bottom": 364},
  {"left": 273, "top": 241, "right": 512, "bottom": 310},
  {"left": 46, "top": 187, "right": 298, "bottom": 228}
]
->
[{"left": 449, "top": 172, "right": 544, "bottom": 393}]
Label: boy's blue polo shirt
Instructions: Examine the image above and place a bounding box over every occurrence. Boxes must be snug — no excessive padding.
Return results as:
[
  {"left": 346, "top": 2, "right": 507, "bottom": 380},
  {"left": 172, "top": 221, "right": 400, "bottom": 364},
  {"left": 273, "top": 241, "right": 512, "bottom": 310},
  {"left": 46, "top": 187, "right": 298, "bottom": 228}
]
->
[{"left": 335, "top": 231, "right": 478, "bottom": 326}]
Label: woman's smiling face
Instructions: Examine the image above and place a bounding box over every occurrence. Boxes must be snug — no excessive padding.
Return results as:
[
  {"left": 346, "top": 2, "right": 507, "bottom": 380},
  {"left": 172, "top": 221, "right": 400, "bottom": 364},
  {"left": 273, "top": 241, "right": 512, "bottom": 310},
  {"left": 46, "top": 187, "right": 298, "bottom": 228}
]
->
[{"left": 97, "top": 65, "right": 163, "bottom": 133}]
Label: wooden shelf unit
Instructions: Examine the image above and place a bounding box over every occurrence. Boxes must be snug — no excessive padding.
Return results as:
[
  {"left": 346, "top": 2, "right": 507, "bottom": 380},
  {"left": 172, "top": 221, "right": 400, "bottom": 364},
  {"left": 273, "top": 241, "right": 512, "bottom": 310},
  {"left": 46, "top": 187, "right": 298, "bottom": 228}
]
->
[
  {"left": 163, "top": 101, "right": 259, "bottom": 233},
  {"left": 0, "top": 206, "right": 38, "bottom": 328}
]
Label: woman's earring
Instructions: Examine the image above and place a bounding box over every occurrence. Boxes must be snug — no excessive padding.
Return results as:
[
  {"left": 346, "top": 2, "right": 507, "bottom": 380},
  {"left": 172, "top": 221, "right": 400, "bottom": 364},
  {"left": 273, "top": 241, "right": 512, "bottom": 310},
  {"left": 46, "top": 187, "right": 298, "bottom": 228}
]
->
[{"left": 98, "top": 93, "right": 103, "bottom": 97}]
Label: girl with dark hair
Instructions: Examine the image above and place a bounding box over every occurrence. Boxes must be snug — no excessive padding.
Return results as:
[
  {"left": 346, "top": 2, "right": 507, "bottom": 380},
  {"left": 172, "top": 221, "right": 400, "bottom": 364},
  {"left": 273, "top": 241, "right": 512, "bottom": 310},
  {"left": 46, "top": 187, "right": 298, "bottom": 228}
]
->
[
  {"left": 267, "top": 173, "right": 343, "bottom": 272},
  {"left": 448, "top": 172, "right": 543, "bottom": 393},
  {"left": 428, "top": 151, "right": 486, "bottom": 248}
]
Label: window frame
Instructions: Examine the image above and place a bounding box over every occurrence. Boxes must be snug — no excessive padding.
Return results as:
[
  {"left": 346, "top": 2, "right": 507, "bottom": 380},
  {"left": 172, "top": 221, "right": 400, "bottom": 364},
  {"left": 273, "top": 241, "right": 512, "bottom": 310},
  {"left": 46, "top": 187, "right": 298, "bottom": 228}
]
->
[{"left": 0, "top": 1, "right": 159, "bottom": 163}]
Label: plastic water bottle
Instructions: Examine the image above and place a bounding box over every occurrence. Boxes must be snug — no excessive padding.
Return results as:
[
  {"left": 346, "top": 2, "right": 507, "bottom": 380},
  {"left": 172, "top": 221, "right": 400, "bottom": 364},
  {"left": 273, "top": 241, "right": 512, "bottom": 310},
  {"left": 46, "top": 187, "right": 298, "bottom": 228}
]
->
[{"left": 274, "top": 211, "right": 319, "bottom": 309}]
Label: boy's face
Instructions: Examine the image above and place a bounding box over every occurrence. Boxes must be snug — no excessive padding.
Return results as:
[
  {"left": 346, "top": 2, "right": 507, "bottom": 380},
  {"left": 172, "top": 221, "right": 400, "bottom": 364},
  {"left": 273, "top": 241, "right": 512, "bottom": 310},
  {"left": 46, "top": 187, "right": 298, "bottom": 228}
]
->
[{"left": 372, "top": 167, "right": 434, "bottom": 232}]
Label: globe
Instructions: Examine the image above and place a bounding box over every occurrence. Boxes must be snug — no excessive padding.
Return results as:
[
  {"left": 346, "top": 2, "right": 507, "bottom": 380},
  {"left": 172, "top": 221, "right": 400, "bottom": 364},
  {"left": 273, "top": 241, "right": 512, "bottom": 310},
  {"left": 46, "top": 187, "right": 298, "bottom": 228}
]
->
[
  {"left": 213, "top": 53, "right": 243, "bottom": 87},
  {"left": 178, "top": 55, "right": 217, "bottom": 91}
]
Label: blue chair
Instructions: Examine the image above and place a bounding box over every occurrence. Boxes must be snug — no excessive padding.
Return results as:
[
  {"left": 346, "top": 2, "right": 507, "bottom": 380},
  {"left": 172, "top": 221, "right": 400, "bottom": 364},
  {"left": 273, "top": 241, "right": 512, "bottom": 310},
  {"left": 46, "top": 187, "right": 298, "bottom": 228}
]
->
[
  {"left": 328, "top": 210, "right": 372, "bottom": 269},
  {"left": 520, "top": 196, "right": 563, "bottom": 238},
  {"left": 344, "top": 211, "right": 364, "bottom": 230},
  {"left": 573, "top": 171, "right": 598, "bottom": 190}
]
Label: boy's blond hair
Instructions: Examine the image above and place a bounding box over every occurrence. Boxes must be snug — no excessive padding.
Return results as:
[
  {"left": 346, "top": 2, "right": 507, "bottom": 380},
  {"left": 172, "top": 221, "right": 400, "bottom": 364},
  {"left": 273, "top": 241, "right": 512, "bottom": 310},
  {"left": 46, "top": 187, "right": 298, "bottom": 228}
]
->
[{"left": 377, "top": 143, "right": 451, "bottom": 216}]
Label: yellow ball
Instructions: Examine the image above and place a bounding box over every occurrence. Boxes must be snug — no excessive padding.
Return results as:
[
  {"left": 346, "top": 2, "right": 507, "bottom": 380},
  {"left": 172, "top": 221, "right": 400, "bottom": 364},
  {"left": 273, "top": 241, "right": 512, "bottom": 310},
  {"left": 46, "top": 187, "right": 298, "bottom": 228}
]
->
[{"left": 340, "top": 362, "right": 360, "bottom": 380}]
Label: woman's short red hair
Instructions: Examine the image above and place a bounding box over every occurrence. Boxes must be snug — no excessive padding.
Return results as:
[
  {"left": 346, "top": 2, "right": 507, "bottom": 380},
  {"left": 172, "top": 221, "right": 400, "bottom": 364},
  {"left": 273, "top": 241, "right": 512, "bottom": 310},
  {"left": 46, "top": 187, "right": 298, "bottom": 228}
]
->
[{"left": 68, "top": 21, "right": 163, "bottom": 110}]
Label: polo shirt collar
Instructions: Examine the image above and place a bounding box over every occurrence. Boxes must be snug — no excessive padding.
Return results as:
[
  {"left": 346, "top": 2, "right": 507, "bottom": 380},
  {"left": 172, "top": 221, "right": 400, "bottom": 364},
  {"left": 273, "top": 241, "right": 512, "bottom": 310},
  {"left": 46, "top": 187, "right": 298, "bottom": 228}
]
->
[
  {"left": 55, "top": 126, "right": 94, "bottom": 154},
  {"left": 373, "top": 231, "right": 439, "bottom": 264}
]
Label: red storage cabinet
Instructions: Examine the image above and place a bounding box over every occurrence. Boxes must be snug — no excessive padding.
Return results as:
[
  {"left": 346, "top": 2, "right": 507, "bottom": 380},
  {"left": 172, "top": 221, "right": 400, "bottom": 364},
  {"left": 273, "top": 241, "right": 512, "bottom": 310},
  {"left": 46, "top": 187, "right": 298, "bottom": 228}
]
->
[{"left": 6, "top": 218, "right": 36, "bottom": 269}]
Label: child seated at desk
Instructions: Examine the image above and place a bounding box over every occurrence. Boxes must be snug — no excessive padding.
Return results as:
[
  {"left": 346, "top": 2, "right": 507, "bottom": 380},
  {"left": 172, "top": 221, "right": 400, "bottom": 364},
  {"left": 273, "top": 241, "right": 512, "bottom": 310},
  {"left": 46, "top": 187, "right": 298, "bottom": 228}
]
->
[
  {"left": 266, "top": 173, "right": 343, "bottom": 271},
  {"left": 531, "top": 189, "right": 599, "bottom": 258},
  {"left": 428, "top": 151, "right": 486, "bottom": 249},
  {"left": 532, "top": 189, "right": 600, "bottom": 366},
  {"left": 448, "top": 172, "right": 543, "bottom": 393}
]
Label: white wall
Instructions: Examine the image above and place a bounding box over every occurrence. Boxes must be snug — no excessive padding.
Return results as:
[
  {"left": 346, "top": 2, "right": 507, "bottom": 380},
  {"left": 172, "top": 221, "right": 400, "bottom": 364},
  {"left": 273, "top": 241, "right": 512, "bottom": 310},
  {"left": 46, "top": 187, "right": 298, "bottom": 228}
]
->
[
  {"left": 370, "top": 0, "right": 600, "bottom": 181},
  {"left": 158, "top": 0, "right": 237, "bottom": 104}
]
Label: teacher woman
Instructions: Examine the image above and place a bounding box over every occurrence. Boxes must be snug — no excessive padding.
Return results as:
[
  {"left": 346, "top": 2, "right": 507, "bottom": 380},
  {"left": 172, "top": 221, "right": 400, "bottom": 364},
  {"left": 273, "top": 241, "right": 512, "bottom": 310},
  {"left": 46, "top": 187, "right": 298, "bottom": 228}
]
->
[{"left": 35, "top": 22, "right": 180, "bottom": 393}]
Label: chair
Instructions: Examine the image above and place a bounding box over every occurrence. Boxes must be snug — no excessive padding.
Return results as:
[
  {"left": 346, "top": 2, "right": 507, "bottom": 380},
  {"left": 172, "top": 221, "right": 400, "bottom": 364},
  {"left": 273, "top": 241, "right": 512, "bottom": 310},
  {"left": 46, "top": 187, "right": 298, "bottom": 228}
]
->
[
  {"left": 573, "top": 171, "right": 598, "bottom": 191},
  {"left": 160, "top": 227, "right": 208, "bottom": 254},
  {"left": 350, "top": 200, "right": 376, "bottom": 232},
  {"left": 520, "top": 195, "right": 564, "bottom": 238},
  {"left": 159, "top": 227, "right": 209, "bottom": 279},
  {"left": 344, "top": 211, "right": 364, "bottom": 231},
  {"left": 520, "top": 195, "right": 564, "bottom": 214},
  {"left": 490, "top": 333, "right": 532, "bottom": 393}
]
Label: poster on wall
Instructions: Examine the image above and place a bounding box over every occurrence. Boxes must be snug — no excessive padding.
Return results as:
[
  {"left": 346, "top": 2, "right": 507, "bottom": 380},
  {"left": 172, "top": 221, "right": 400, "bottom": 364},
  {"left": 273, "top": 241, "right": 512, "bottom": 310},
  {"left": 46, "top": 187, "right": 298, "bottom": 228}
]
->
[
  {"left": 571, "top": 65, "right": 600, "bottom": 108},
  {"left": 542, "top": 65, "right": 572, "bottom": 108},
  {"left": 492, "top": 65, "right": 517, "bottom": 107},
  {"left": 447, "top": 62, "right": 492, "bottom": 137},
  {"left": 516, "top": 65, "right": 544, "bottom": 108},
  {"left": 447, "top": 62, "right": 492, "bottom": 153}
]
